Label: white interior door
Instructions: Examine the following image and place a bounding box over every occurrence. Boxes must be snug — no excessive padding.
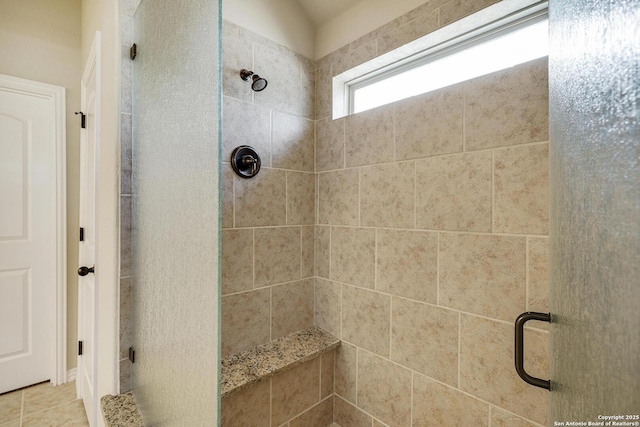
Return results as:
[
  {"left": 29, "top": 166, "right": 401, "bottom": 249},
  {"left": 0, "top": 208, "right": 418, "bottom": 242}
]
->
[
  {"left": 77, "top": 33, "right": 100, "bottom": 427},
  {"left": 0, "top": 76, "right": 65, "bottom": 394}
]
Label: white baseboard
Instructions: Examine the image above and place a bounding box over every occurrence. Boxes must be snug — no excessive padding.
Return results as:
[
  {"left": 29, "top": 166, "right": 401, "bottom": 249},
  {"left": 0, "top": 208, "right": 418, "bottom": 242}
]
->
[{"left": 67, "top": 368, "right": 77, "bottom": 383}]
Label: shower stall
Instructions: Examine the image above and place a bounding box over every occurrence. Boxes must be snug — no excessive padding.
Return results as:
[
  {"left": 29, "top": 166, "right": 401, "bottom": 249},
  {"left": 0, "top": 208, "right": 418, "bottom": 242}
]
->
[{"left": 123, "top": 0, "right": 640, "bottom": 426}]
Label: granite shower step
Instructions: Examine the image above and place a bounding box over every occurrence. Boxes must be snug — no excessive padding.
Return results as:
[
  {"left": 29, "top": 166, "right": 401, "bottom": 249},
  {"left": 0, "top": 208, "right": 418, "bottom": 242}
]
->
[{"left": 221, "top": 326, "right": 340, "bottom": 398}]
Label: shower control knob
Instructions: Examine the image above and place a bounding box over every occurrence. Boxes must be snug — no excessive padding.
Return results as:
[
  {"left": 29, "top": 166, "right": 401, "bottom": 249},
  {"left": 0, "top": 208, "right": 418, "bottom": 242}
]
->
[
  {"left": 78, "top": 266, "right": 95, "bottom": 276},
  {"left": 231, "top": 145, "right": 261, "bottom": 178}
]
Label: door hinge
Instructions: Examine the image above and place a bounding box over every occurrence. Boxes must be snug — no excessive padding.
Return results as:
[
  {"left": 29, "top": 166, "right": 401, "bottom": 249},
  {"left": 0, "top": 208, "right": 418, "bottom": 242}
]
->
[
  {"left": 79, "top": 227, "right": 84, "bottom": 242},
  {"left": 78, "top": 341, "right": 84, "bottom": 356},
  {"left": 130, "top": 43, "right": 137, "bottom": 60},
  {"left": 74, "top": 111, "right": 86, "bottom": 129},
  {"left": 128, "top": 347, "right": 135, "bottom": 363}
]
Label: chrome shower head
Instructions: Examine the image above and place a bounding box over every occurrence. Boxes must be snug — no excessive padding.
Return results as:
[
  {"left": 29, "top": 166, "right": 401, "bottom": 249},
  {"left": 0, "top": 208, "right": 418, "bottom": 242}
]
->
[{"left": 240, "top": 69, "right": 268, "bottom": 92}]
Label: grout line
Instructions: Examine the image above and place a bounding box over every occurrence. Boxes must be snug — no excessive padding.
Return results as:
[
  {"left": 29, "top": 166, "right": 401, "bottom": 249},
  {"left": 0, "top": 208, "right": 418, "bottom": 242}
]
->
[
  {"left": 410, "top": 372, "right": 414, "bottom": 426},
  {"left": 491, "top": 149, "right": 495, "bottom": 233},
  {"left": 311, "top": 140, "right": 550, "bottom": 174},
  {"left": 436, "top": 232, "right": 440, "bottom": 306},
  {"left": 462, "top": 85, "right": 466, "bottom": 152},
  {"left": 388, "top": 294, "right": 393, "bottom": 359},
  {"left": 227, "top": 224, "right": 546, "bottom": 238},
  {"left": 252, "top": 229, "right": 256, "bottom": 289},
  {"left": 457, "top": 312, "right": 462, "bottom": 388},
  {"left": 354, "top": 346, "right": 359, "bottom": 407},
  {"left": 374, "top": 228, "right": 378, "bottom": 291},
  {"left": 285, "top": 171, "right": 289, "bottom": 225},
  {"left": 526, "top": 237, "right": 530, "bottom": 311},
  {"left": 358, "top": 168, "right": 362, "bottom": 226},
  {"left": 20, "top": 389, "right": 24, "bottom": 425}
]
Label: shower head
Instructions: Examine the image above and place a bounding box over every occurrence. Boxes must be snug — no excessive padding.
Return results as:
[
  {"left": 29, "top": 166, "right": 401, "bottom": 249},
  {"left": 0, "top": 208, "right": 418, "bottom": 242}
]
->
[{"left": 240, "top": 69, "right": 268, "bottom": 92}]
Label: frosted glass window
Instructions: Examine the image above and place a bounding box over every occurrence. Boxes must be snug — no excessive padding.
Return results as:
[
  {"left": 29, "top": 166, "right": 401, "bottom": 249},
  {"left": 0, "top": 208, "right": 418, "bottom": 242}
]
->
[{"left": 350, "top": 12, "right": 548, "bottom": 114}]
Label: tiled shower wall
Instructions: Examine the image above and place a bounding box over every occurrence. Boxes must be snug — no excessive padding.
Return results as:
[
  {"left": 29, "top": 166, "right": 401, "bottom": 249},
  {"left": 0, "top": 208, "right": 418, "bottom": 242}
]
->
[
  {"left": 313, "top": 1, "right": 550, "bottom": 425},
  {"left": 220, "top": 21, "right": 317, "bottom": 357}
]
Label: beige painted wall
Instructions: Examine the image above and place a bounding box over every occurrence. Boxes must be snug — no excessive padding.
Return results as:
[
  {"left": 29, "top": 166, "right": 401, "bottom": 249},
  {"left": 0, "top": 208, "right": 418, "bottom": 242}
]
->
[
  {"left": 0, "top": 0, "right": 82, "bottom": 372},
  {"left": 223, "top": 0, "right": 315, "bottom": 59},
  {"left": 81, "top": 0, "right": 120, "bottom": 418}
]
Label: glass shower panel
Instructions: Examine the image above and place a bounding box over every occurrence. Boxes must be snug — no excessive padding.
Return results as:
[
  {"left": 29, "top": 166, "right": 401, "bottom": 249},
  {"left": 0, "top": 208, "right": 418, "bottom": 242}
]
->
[
  {"left": 132, "top": 1, "right": 221, "bottom": 425},
  {"left": 549, "top": 0, "right": 640, "bottom": 421}
]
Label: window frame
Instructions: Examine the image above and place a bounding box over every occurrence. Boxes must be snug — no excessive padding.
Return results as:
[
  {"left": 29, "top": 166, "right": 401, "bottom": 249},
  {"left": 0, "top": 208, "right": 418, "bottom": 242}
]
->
[{"left": 332, "top": 0, "right": 548, "bottom": 118}]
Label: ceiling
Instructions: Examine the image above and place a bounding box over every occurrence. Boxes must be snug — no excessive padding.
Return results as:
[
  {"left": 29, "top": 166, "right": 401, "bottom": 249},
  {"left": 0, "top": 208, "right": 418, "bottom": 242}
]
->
[{"left": 296, "top": 0, "right": 362, "bottom": 26}]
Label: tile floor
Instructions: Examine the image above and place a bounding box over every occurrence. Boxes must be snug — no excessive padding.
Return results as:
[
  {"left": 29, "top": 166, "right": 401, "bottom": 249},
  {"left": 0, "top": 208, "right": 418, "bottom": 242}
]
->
[{"left": 0, "top": 381, "right": 89, "bottom": 427}]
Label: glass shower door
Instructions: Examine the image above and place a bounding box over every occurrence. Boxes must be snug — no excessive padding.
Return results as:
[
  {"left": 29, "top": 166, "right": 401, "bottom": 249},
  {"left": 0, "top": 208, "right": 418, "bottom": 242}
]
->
[
  {"left": 549, "top": 0, "right": 640, "bottom": 423},
  {"left": 131, "top": 1, "right": 221, "bottom": 425}
]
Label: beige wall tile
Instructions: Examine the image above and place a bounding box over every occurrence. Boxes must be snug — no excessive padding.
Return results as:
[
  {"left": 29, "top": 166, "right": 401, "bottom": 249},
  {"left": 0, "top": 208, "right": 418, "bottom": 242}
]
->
[
  {"left": 300, "top": 62, "right": 316, "bottom": 120},
  {"left": 345, "top": 106, "right": 395, "bottom": 167},
  {"left": 221, "top": 379, "right": 270, "bottom": 427},
  {"left": 360, "top": 162, "right": 415, "bottom": 228},
  {"left": 335, "top": 342, "right": 358, "bottom": 403},
  {"left": 302, "top": 226, "right": 314, "bottom": 278},
  {"left": 314, "top": 278, "right": 342, "bottom": 338},
  {"left": 494, "top": 143, "right": 549, "bottom": 235},
  {"left": 491, "top": 407, "right": 542, "bottom": 427},
  {"left": 287, "top": 171, "right": 315, "bottom": 225},
  {"left": 376, "top": 229, "right": 437, "bottom": 303},
  {"left": 318, "top": 169, "right": 359, "bottom": 226},
  {"left": 222, "top": 229, "right": 253, "bottom": 295},
  {"left": 0, "top": 420, "right": 20, "bottom": 427},
  {"left": 273, "top": 111, "right": 314, "bottom": 172},
  {"left": 272, "top": 279, "right": 314, "bottom": 338},
  {"left": 235, "top": 168, "right": 286, "bottom": 227},
  {"left": 412, "top": 374, "right": 490, "bottom": 426},
  {"left": 379, "top": 12, "right": 439, "bottom": 54},
  {"left": 222, "top": 289, "right": 270, "bottom": 356},
  {"left": 333, "top": 42, "right": 378, "bottom": 76},
  {"left": 334, "top": 396, "right": 373, "bottom": 427},
  {"left": 331, "top": 227, "right": 376, "bottom": 289},
  {"left": 222, "top": 97, "right": 271, "bottom": 166},
  {"left": 416, "top": 151, "right": 492, "bottom": 232},
  {"left": 315, "top": 226, "right": 330, "bottom": 278},
  {"left": 357, "top": 350, "right": 411, "bottom": 426},
  {"left": 459, "top": 314, "right": 548, "bottom": 425},
  {"left": 222, "top": 165, "right": 234, "bottom": 228},
  {"left": 439, "top": 0, "right": 501, "bottom": 26},
  {"left": 373, "top": 420, "right": 388, "bottom": 427},
  {"left": 290, "top": 398, "right": 333, "bottom": 427},
  {"left": 528, "top": 237, "right": 549, "bottom": 314},
  {"left": 395, "top": 85, "right": 463, "bottom": 161},
  {"left": 321, "top": 350, "right": 335, "bottom": 399},
  {"left": 316, "top": 63, "right": 332, "bottom": 120},
  {"left": 439, "top": 233, "right": 526, "bottom": 321},
  {"left": 316, "top": 117, "right": 345, "bottom": 172},
  {"left": 272, "top": 359, "right": 320, "bottom": 426},
  {"left": 391, "top": 298, "right": 459, "bottom": 386},
  {"left": 343, "top": 286, "right": 390, "bottom": 357},
  {"left": 254, "top": 48, "right": 305, "bottom": 117},
  {"left": 222, "top": 34, "right": 253, "bottom": 102},
  {"left": 255, "top": 227, "right": 301, "bottom": 287},
  {"left": 0, "top": 389, "right": 21, "bottom": 424},
  {"left": 465, "top": 58, "right": 549, "bottom": 150}
]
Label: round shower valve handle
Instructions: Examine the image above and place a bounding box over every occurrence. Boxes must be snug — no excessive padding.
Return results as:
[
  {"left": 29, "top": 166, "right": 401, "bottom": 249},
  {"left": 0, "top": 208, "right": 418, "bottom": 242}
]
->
[
  {"left": 78, "top": 266, "right": 95, "bottom": 276},
  {"left": 231, "top": 145, "right": 261, "bottom": 178}
]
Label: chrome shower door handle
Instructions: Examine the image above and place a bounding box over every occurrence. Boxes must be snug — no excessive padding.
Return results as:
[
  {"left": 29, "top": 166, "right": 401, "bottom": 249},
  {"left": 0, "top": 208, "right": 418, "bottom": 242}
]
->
[{"left": 515, "top": 311, "right": 551, "bottom": 390}]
